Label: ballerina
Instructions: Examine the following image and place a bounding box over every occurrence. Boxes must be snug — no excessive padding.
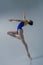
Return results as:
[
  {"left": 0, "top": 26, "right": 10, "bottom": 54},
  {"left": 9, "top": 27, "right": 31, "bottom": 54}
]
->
[{"left": 7, "top": 18, "right": 33, "bottom": 60}]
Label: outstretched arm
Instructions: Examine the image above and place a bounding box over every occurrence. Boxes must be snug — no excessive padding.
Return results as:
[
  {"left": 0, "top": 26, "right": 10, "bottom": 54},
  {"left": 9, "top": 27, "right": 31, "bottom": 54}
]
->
[{"left": 9, "top": 19, "right": 23, "bottom": 22}]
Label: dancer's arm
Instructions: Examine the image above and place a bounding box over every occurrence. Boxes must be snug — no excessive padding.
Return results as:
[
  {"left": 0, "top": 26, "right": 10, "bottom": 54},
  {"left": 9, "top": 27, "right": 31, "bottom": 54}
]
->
[
  {"left": 9, "top": 19, "right": 28, "bottom": 23},
  {"left": 9, "top": 19, "right": 23, "bottom": 22}
]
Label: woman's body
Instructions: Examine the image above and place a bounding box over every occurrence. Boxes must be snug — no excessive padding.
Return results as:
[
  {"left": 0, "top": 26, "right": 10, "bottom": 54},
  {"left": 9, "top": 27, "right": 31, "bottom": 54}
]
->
[{"left": 7, "top": 19, "right": 33, "bottom": 60}]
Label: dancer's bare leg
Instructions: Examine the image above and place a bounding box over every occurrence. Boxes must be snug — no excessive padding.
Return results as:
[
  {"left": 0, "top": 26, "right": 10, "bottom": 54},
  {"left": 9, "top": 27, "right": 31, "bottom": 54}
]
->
[
  {"left": 18, "top": 29, "right": 32, "bottom": 60},
  {"left": 7, "top": 31, "right": 17, "bottom": 37},
  {"left": 7, "top": 30, "right": 32, "bottom": 60},
  {"left": 7, "top": 31, "right": 21, "bottom": 39}
]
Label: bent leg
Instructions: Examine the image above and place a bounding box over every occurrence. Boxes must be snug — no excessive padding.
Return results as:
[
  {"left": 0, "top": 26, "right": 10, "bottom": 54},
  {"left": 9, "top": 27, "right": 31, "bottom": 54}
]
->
[
  {"left": 7, "top": 31, "right": 21, "bottom": 39},
  {"left": 7, "top": 31, "right": 17, "bottom": 38}
]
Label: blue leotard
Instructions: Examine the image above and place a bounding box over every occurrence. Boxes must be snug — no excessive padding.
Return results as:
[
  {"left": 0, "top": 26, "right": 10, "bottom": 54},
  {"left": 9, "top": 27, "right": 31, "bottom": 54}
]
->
[{"left": 17, "top": 21, "right": 24, "bottom": 31}]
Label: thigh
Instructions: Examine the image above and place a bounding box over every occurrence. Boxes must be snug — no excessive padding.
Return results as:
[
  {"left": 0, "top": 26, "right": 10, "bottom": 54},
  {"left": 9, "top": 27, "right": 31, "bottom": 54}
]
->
[
  {"left": 7, "top": 31, "right": 18, "bottom": 37},
  {"left": 7, "top": 30, "right": 17, "bottom": 34},
  {"left": 18, "top": 29, "right": 24, "bottom": 40}
]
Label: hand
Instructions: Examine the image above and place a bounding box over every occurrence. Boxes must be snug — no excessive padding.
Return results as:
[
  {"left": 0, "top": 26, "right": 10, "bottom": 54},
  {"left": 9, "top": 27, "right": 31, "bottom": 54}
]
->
[{"left": 9, "top": 19, "right": 13, "bottom": 22}]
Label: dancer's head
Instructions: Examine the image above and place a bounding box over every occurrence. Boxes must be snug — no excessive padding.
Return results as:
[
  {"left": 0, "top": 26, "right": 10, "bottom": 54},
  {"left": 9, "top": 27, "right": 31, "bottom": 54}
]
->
[{"left": 28, "top": 20, "right": 33, "bottom": 26}]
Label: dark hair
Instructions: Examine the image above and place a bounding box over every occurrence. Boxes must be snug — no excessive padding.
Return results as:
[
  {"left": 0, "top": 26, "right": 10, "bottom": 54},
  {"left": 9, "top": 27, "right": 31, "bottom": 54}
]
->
[{"left": 28, "top": 20, "right": 33, "bottom": 25}]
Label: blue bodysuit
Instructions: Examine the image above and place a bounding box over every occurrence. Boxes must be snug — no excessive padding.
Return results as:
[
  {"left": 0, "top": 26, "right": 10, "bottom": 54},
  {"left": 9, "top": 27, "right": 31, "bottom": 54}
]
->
[{"left": 17, "top": 21, "right": 24, "bottom": 32}]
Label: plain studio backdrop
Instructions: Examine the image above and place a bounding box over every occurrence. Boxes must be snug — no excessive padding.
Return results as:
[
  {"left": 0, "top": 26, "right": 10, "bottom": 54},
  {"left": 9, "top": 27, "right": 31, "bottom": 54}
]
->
[{"left": 0, "top": 0, "right": 43, "bottom": 65}]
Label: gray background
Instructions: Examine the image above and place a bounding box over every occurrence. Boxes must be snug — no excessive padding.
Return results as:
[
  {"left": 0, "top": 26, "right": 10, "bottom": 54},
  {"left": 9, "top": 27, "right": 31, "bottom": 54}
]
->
[{"left": 0, "top": 0, "right": 43, "bottom": 65}]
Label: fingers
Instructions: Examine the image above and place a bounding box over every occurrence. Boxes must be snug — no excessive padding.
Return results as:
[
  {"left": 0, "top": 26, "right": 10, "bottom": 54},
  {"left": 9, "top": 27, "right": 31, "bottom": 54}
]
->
[{"left": 8, "top": 19, "right": 13, "bottom": 22}]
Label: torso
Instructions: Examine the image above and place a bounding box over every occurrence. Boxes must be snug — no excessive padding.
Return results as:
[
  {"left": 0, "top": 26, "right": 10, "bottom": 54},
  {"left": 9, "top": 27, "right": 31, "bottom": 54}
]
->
[{"left": 17, "top": 20, "right": 28, "bottom": 31}]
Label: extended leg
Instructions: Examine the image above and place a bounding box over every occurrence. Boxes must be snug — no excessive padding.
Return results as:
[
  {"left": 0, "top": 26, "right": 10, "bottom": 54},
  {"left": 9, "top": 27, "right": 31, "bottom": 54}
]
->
[{"left": 18, "top": 30, "right": 32, "bottom": 59}]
